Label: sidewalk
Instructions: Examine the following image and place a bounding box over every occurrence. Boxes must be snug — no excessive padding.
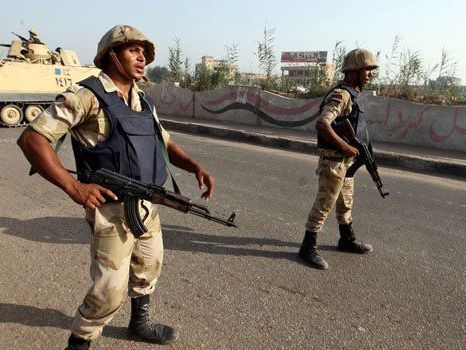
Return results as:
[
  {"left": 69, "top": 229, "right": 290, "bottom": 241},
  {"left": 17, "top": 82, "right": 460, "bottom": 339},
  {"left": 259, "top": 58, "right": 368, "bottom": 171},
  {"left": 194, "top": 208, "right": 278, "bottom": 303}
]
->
[{"left": 159, "top": 115, "right": 466, "bottom": 179}]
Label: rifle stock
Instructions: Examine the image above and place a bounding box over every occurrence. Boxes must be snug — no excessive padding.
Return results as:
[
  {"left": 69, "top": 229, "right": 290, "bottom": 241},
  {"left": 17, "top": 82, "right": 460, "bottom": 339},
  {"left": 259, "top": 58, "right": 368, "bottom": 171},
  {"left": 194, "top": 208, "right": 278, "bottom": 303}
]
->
[{"left": 333, "top": 119, "right": 389, "bottom": 198}]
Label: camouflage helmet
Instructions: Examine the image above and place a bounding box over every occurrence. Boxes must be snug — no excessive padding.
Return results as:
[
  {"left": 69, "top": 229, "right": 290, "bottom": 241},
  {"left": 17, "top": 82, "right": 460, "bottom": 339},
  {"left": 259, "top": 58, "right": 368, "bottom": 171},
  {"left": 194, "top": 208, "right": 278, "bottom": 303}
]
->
[
  {"left": 29, "top": 29, "right": 38, "bottom": 36},
  {"left": 94, "top": 24, "right": 155, "bottom": 69},
  {"left": 342, "top": 49, "right": 379, "bottom": 72}
]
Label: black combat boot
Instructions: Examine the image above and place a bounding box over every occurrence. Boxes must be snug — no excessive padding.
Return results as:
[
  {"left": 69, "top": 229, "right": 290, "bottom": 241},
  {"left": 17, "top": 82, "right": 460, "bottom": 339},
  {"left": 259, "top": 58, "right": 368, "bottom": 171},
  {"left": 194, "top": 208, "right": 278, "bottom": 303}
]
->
[
  {"left": 298, "top": 231, "right": 329, "bottom": 270},
  {"left": 128, "top": 295, "right": 178, "bottom": 344},
  {"left": 66, "top": 334, "right": 90, "bottom": 350},
  {"left": 338, "top": 223, "right": 373, "bottom": 254}
]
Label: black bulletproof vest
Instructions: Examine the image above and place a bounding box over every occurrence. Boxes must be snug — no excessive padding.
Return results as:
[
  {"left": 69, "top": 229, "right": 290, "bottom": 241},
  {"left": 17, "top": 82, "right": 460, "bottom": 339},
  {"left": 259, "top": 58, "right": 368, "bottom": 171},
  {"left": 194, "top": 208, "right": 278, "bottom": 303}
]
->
[
  {"left": 72, "top": 76, "right": 168, "bottom": 186},
  {"left": 317, "top": 83, "right": 366, "bottom": 150}
]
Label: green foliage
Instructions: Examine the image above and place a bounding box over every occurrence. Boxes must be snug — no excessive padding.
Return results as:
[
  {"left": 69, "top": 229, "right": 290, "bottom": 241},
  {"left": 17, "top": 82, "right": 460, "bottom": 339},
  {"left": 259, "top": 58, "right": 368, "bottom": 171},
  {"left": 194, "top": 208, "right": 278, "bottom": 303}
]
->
[
  {"left": 306, "top": 64, "right": 331, "bottom": 96},
  {"left": 211, "top": 65, "right": 230, "bottom": 87},
  {"left": 375, "top": 37, "right": 464, "bottom": 104},
  {"left": 278, "top": 77, "right": 295, "bottom": 92},
  {"left": 256, "top": 26, "right": 277, "bottom": 82},
  {"left": 179, "top": 57, "right": 193, "bottom": 89},
  {"left": 162, "top": 32, "right": 463, "bottom": 105},
  {"left": 193, "top": 63, "right": 229, "bottom": 91},
  {"left": 226, "top": 44, "right": 239, "bottom": 66},
  {"left": 331, "top": 41, "right": 347, "bottom": 84},
  {"left": 168, "top": 38, "right": 183, "bottom": 82},
  {"left": 193, "top": 63, "right": 212, "bottom": 91},
  {"left": 226, "top": 43, "right": 241, "bottom": 84},
  {"left": 146, "top": 66, "right": 170, "bottom": 83}
]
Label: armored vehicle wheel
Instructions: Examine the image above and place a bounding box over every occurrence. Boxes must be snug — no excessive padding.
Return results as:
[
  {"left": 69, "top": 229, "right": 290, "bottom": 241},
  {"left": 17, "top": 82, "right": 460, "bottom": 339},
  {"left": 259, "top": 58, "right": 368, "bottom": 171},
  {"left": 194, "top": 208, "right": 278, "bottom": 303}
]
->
[
  {"left": 1, "top": 104, "right": 23, "bottom": 126},
  {"left": 24, "top": 105, "right": 44, "bottom": 123}
]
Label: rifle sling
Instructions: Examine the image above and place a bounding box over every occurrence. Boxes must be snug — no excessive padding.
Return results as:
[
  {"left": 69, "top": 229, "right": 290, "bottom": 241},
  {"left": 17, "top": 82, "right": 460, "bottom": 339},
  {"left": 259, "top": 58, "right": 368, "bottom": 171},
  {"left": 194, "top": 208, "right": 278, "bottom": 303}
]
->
[{"left": 154, "top": 120, "right": 181, "bottom": 195}]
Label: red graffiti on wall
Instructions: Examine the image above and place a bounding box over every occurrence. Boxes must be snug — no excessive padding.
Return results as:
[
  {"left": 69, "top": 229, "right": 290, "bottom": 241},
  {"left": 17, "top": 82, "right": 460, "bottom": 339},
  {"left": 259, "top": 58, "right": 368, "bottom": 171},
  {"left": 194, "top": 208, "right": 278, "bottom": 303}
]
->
[
  {"left": 158, "top": 85, "right": 193, "bottom": 111},
  {"left": 369, "top": 100, "right": 466, "bottom": 144},
  {"left": 386, "top": 107, "right": 429, "bottom": 140},
  {"left": 429, "top": 108, "right": 466, "bottom": 143}
]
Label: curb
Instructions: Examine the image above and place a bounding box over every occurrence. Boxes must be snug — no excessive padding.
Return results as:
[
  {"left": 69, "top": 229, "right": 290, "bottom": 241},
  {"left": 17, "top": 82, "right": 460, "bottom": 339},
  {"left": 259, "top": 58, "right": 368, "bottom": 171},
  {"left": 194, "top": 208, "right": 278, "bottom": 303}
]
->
[{"left": 160, "top": 118, "right": 466, "bottom": 178}]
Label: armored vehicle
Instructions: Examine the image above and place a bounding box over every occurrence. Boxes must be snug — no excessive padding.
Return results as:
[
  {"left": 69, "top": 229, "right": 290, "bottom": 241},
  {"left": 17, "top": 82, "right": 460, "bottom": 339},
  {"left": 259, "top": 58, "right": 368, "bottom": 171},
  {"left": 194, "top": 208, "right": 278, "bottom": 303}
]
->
[{"left": 0, "top": 30, "right": 100, "bottom": 126}]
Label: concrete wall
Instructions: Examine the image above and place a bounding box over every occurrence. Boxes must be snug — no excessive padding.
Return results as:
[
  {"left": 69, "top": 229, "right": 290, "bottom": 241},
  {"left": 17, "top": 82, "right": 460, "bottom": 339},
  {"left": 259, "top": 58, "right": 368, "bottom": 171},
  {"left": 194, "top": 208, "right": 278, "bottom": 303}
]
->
[
  {"left": 144, "top": 82, "right": 194, "bottom": 118},
  {"left": 194, "top": 85, "right": 322, "bottom": 131},
  {"left": 144, "top": 83, "right": 466, "bottom": 152},
  {"left": 361, "top": 94, "right": 466, "bottom": 152}
]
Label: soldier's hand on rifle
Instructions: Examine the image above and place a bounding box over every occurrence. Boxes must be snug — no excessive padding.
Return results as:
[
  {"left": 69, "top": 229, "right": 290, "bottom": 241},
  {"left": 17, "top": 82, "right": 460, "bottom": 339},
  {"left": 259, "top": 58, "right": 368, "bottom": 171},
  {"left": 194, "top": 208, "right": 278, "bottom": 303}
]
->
[
  {"left": 67, "top": 182, "right": 118, "bottom": 209},
  {"left": 341, "top": 143, "right": 359, "bottom": 157},
  {"left": 195, "top": 166, "right": 214, "bottom": 200}
]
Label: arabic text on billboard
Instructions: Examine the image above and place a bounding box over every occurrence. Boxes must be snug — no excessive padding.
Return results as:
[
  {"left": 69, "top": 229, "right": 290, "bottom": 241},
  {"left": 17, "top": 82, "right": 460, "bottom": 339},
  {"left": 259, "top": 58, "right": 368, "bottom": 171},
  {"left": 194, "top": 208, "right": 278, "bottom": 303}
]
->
[{"left": 281, "top": 51, "right": 327, "bottom": 63}]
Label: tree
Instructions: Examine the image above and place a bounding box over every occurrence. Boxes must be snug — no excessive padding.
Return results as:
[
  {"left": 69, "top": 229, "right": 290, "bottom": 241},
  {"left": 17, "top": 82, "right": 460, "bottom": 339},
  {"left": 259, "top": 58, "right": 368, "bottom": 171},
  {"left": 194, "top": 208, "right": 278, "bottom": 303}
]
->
[
  {"left": 331, "top": 41, "right": 347, "bottom": 84},
  {"left": 180, "top": 57, "right": 193, "bottom": 89},
  {"left": 256, "top": 26, "right": 277, "bottom": 83},
  {"left": 226, "top": 43, "right": 241, "bottom": 84},
  {"left": 168, "top": 38, "right": 183, "bottom": 82},
  {"left": 226, "top": 43, "right": 239, "bottom": 66},
  {"left": 194, "top": 63, "right": 212, "bottom": 91},
  {"left": 146, "top": 66, "right": 170, "bottom": 83}
]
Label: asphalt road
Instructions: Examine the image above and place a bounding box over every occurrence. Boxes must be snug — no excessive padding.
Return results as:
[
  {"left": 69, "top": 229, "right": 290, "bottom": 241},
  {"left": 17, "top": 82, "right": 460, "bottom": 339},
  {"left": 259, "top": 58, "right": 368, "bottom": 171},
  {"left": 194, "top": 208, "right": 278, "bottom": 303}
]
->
[{"left": 0, "top": 128, "right": 465, "bottom": 350}]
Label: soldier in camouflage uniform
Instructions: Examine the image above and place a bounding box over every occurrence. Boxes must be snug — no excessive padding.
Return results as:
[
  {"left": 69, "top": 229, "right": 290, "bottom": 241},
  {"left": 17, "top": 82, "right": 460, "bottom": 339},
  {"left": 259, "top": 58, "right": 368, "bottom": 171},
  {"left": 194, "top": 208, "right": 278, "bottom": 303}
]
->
[
  {"left": 298, "top": 49, "right": 379, "bottom": 270},
  {"left": 18, "top": 25, "right": 214, "bottom": 349},
  {"left": 28, "top": 29, "right": 43, "bottom": 44}
]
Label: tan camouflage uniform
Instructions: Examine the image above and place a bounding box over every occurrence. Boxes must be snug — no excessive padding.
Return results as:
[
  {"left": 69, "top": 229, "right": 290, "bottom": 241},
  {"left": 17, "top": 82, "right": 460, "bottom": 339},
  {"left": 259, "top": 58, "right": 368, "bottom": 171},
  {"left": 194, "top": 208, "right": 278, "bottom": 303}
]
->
[
  {"left": 305, "top": 87, "right": 355, "bottom": 233},
  {"left": 30, "top": 72, "right": 170, "bottom": 341}
]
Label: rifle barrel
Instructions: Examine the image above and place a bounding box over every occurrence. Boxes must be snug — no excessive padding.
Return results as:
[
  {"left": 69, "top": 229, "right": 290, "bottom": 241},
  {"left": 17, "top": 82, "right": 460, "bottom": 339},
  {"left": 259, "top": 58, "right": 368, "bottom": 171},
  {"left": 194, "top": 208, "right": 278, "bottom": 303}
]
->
[{"left": 189, "top": 206, "right": 238, "bottom": 227}]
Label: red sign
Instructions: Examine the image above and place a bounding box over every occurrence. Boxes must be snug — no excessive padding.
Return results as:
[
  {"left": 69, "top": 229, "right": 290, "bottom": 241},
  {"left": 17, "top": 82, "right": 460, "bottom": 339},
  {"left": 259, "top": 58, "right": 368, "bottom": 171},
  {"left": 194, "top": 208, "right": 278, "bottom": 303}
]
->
[{"left": 281, "top": 51, "right": 327, "bottom": 63}]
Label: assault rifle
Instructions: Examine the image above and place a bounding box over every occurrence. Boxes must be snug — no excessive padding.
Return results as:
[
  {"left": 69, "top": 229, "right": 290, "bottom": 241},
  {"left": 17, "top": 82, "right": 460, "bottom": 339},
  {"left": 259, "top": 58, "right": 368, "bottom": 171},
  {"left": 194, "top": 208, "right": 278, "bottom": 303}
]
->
[
  {"left": 333, "top": 119, "right": 389, "bottom": 198},
  {"left": 69, "top": 168, "right": 238, "bottom": 237},
  {"left": 12, "top": 32, "right": 29, "bottom": 44}
]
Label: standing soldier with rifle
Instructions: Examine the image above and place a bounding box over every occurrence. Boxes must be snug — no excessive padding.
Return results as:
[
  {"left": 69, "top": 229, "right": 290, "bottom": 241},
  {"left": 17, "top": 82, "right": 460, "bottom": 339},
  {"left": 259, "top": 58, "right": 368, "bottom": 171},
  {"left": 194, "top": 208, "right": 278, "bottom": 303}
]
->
[
  {"left": 17, "top": 25, "right": 215, "bottom": 349},
  {"left": 299, "top": 49, "right": 381, "bottom": 270}
]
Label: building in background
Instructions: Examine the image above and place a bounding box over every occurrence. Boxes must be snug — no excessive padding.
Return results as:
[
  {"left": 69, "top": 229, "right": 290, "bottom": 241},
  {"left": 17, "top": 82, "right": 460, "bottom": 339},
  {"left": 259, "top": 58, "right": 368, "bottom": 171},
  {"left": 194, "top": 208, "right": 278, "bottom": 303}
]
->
[
  {"left": 238, "top": 72, "right": 267, "bottom": 86},
  {"left": 430, "top": 75, "right": 461, "bottom": 88},
  {"left": 280, "top": 51, "right": 335, "bottom": 87},
  {"left": 195, "top": 55, "right": 238, "bottom": 79}
]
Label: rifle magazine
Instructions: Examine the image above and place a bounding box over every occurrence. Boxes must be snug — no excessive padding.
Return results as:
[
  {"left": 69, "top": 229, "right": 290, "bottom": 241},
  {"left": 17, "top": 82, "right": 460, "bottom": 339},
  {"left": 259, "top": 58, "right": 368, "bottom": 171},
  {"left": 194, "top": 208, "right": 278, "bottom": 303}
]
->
[{"left": 124, "top": 197, "right": 148, "bottom": 238}]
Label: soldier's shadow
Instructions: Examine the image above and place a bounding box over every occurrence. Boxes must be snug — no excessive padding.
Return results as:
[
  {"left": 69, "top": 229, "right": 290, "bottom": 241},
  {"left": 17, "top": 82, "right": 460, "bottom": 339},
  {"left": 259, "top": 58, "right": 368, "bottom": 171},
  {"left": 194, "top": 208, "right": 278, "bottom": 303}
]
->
[
  {"left": 0, "top": 217, "right": 301, "bottom": 261},
  {"left": 0, "top": 303, "right": 71, "bottom": 329},
  {"left": 162, "top": 224, "right": 300, "bottom": 261},
  {"left": 0, "top": 303, "right": 126, "bottom": 339},
  {"left": 0, "top": 216, "right": 89, "bottom": 244},
  {"left": 317, "top": 245, "right": 340, "bottom": 252}
]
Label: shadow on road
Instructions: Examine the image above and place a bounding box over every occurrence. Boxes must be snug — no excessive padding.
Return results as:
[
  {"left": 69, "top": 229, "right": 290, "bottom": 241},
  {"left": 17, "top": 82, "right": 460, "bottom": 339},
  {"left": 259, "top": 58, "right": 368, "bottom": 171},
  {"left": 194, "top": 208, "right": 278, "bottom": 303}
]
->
[
  {"left": 0, "top": 216, "right": 89, "bottom": 244},
  {"left": 0, "top": 303, "right": 71, "bottom": 329},
  {"left": 0, "top": 303, "right": 135, "bottom": 340},
  {"left": 317, "top": 244, "right": 340, "bottom": 252},
  {"left": 162, "top": 224, "right": 300, "bottom": 261},
  {"left": 0, "top": 217, "right": 301, "bottom": 261}
]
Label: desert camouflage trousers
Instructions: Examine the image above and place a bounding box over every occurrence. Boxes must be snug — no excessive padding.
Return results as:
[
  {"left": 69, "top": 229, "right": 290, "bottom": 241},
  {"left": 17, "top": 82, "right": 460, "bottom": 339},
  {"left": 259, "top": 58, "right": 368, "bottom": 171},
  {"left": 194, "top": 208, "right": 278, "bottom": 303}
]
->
[
  {"left": 305, "top": 155, "right": 355, "bottom": 233},
  {"left": 71, "top": 200, "right": 164, "bottom": 341}
]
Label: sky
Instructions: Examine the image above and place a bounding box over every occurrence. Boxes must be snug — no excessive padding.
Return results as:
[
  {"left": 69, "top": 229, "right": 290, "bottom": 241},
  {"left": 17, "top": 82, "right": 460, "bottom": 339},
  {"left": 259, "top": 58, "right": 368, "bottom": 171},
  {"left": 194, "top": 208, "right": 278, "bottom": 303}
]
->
[{"left": 1, "top": 0, "right": 465, "bottom": 83}]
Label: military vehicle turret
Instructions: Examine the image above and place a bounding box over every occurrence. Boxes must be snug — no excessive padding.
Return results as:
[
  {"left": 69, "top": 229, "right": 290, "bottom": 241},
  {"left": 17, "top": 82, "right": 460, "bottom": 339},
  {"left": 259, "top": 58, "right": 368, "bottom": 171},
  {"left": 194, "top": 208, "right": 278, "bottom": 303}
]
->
[{"left": 0, "top": 30, "right": 100, "bottom": 126}]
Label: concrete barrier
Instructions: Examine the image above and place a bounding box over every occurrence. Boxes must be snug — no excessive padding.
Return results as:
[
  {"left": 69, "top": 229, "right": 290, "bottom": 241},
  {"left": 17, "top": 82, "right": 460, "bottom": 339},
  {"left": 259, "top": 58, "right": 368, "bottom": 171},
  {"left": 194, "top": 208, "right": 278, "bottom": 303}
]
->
[
  {"left": 144, "top": 82, "right": 194, "bottom": 118},
  {"left": 362, "top": 94, "right": 466, "bottom": 152},
  {"left": 144, "top": 84, "right": 466, "bottom": 152}
]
